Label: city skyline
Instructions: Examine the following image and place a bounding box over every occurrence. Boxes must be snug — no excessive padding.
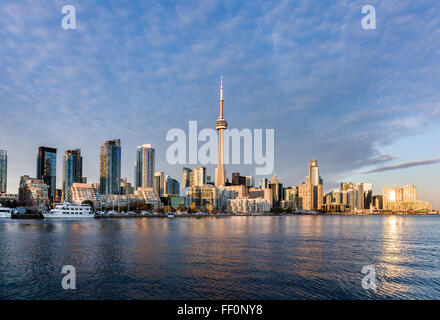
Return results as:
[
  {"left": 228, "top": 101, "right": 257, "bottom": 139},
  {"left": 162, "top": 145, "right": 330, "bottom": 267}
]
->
[{"left": 0, "top": 1, "right": 439, "bottom": 209}]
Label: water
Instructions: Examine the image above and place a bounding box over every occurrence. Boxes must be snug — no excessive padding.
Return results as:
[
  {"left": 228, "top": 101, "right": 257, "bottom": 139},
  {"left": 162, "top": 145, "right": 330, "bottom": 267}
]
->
[{"left": 0, "top": 215, "right": 439, "bottom": 300}]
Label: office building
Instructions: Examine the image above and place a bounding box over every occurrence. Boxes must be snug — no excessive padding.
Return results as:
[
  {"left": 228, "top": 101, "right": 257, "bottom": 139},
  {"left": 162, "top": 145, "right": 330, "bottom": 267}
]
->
[
  {"left": 182, "top": 167, "right": 192, "bottom": 189},
  {"left": 36, "top": 146, "right": 57, "bottom": 201},
  {"left": 268, "top": 174, "right": 283, "bottom": 208},
  {"left": 134, "top": 144, "right": 155, "bottom": 189},
  {"left": 62, "top": 149, "right": 83, "bottom": 201},
  {"left": 193, "top": 166, "right": 207, "bottom": 186},
  {"left": 298, "top": 160, "right": 323, "bottom": 211},
  {"left": 99, "top": 139, "right": 121, "bottom": 195},
  {"left": 166, "top": 176, "right": 180, "bottom": 195},
  {"left": 154, "top": 171, "right": 165, "bottom": 197}
]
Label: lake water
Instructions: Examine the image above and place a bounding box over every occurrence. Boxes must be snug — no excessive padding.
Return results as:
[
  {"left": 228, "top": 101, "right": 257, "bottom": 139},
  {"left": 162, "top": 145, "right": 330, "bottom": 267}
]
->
[{"left": 0, "top": 215, "right": 439, "bottom": 299}]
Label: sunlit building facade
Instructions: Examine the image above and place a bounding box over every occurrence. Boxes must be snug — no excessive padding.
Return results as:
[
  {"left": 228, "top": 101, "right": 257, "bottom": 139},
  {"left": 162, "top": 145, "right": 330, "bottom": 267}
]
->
[
  {"left": 383, "top": 185, "right": 431, "bottom": 212},
  {"left": 99, "top": 139, "right": 121, "bottom": 195},
  {"left": 134, "top": 144, "right": 155, "bottom": 189},
  {"left": 18, "top": 177, "right": 50, "bottom": 206},
  {"left": 298, "top": 160, "right": 323, "bottom": 211},
  {"left": 182, "top": 167, "right": 192, "bottom": 189}
]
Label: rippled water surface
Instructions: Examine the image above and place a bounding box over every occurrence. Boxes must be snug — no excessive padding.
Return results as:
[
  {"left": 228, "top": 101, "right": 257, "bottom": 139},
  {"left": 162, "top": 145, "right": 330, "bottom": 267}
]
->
[{"left": 1, "top": 215, "right": 440, "bottom": 299}]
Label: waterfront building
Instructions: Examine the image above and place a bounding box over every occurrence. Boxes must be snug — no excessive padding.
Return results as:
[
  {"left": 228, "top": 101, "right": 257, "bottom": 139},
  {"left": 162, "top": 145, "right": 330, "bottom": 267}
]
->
[
  {"left": 193, "top": 166, "right": 207, "bottom": 186},
  {"left": 298, "top": 160, "right": 323, "bottom": 211},
  {"left": 99, "top": 139, "right": 121, "bottom": 195},
  {"left": 372, "top": 195, "right": 383, "bottom": 210},
  {"left": 166, "top": 176, "right": 180, "bottom": 195},
  {"left": 363, "top": 183, "right": 373, "bottom": 209},
  {"left": 182, "top": 167, "right": 192, "bottom": 188},
  {"left": 134, "top": 144, "right": 155, "bottom": 189},
  {"left": 268, "top": 174, "right": 283, "bottom": 208},
  {"left": 216, "top": 187, "right": 238, "bottom": 211},
  {"left": 224, "top": 185, "right": 247, "bottom": 198},
  {"left": 36, "top": 146, "right": 57, "bottom": 201},
  {"left": 134, "top": 187, "right": 162, "bottom": 208},
  {"left": 69, "top": 183, "right": 100, "bottom": 206},
  {"left": 187, "top": 185, "right": 217, "bottom": 211},
  {"left": 284, "top": 187, "right": 298, "bottom": 210},
  {"left": 0, "top": 150, "right": 7, "bottom": 193},
  {"left": 215, "top": 73, "right": 227, "bottom": 187},
  {"left": 0, "top": 193, "right": 18, "bottom": 202},
  {"left": 248, "top": 187, "right": 273, "bottom": 208},
  {"left": 383, "top": 185, "right": 431, "bottom": 212},
  {"left": 153, "top": 171, "right": 165, "bottom": 197},
  {"left": 227, "top": 198, "right": 270, "bottom": 214},
  {"left": 403, "top": 185, "right": 417, "bottom": 201},
  {"left": 62, "top": 149, "right": 83, "bottom": 201},
  {"left": 18, "top": 177, "right": 50, "bottom": 206},
  {"left": 120, "top": 178, "right": 134, "bottom": 195}
]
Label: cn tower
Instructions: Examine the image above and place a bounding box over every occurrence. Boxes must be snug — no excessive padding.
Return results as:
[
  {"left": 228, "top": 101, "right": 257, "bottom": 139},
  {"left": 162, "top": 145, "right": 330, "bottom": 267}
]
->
[{"left": 215, "top": 73, "right": 227, "bottom": 187}]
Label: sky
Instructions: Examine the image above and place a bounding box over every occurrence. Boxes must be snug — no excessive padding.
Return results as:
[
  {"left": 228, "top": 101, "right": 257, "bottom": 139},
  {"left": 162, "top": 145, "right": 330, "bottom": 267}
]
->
[{"left": 0, "top": 0, "right": 439, "bottom": 209}]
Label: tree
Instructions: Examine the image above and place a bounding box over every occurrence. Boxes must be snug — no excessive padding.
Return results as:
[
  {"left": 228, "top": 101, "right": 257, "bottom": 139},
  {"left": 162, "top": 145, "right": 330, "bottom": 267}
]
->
[{"left": 82, "top": 200, "right": 94, "bottom": 211}]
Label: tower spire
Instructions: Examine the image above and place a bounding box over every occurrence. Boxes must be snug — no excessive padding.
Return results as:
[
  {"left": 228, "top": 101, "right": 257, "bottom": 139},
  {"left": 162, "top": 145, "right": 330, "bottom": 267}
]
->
[
  {"left": 220, "top": 72, "right": 223, "bottom": 101},
  {"left": 216, "top": 73, "right": 227, "bottom": 187},
  {"left": 219, "top": 73, "right": 224, "bottom": 119}
]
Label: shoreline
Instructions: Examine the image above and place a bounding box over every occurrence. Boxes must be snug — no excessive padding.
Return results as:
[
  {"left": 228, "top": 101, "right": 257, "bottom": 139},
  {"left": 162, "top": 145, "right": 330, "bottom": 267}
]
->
[{"left": 94, "top": 212, "right": 439, "bottom": 219}]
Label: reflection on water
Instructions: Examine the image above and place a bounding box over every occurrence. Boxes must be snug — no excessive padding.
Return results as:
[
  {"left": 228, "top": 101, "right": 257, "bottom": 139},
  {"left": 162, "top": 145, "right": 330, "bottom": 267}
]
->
[{"left": 0, "top": 216, "right": 440, "bottom": 300}]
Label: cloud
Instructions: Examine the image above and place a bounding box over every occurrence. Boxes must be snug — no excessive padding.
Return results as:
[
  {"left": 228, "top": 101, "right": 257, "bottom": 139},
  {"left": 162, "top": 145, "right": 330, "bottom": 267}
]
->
[{"left": 363, "top": 159, "right": 440, "bottom": 174}]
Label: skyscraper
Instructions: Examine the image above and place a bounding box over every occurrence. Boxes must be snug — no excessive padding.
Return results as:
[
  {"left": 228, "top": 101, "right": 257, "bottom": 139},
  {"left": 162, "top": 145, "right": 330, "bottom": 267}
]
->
[
  {"left": 268, "top": 174, "right": 283, "bottom": 208},
  {"left": 182, "top": 167, "right": 192, "bottom": 189},
  {"left": 363, "top": 183, "right": 373, "bottom": 209},
  {"left": 135, "top": 144, "right": 155, "bottom": 189},
  {"left": 62, "top": 149, "right": 83, "bottom": 201},
  {"left": 193, "top": 166, "right": 207, "bottom": 186},
  {"left": 0, "top": 150, "right": 6, "bottom": 193},
  {"left": 166, "top": 176, "right": 180, "bottom": 195},
  {"left": 99, "top": 139, "right": 121, "bottom": 195},
  {"left": 154, "top": 171, "right": 165, "bottom": 197},
  {"left": 215, "top": 73, "right": 227, "bottom": 187},
  {"left": 36, "top": 146, "right": 57, "bottom": 201},
  {"left": 298, "top": 160, "right": 323, "bottom": 211}
]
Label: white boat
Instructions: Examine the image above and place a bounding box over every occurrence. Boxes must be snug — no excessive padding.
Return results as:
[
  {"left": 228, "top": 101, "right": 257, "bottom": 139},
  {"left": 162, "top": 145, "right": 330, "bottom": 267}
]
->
[
  {"left": 43, "top": 202, "right": 94, "bottom": 218},
  {"left": 167, "top": 213, "right": 175, "bottom": 218},
  {"left": 0, "top": 204, "right": 14, "bottom": 218}
]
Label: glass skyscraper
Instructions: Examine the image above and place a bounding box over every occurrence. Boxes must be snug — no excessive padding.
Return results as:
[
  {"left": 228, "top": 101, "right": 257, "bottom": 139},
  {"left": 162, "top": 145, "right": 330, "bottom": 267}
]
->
[
  {"left": 99, "top": 139, "right": 121, "bottom": 195},
  {"left": 36, "top": 146, "right": 57, "bottom": 201},
  {"left": 0, "top": 150, "right": 7, "bottom": 193},
  {"left": 134, "top": 144, "right": 155, "bottom": 189},
  {"left": 62, "top": 149, "right": 83, "bottom": 201}
]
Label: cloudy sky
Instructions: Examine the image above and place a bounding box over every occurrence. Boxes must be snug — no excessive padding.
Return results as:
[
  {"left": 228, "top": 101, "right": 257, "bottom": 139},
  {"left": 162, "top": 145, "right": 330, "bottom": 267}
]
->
[{"left": 0, "top": 0, "right": 439, "bottom": 209}]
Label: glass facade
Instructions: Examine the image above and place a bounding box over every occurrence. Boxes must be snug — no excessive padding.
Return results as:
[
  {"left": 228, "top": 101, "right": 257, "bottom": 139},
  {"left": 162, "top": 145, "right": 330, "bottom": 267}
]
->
[
  {"left": 166, "top": 177, "right": 180, "bottom": 195},
  {"left": 135, "top": 144, "right": 155, "bottom": 189},
  {"left": 99, "top": 139, "right": 121, "bottom": 195},
  {"left": 62, "top": 149, "right": 83, "bottom": 201},
  {"left": 0, "top": 150, "right": 7, "bottom": 193},
  {"left": 36, "top": 147, "right": 57, "bottom": 201}
]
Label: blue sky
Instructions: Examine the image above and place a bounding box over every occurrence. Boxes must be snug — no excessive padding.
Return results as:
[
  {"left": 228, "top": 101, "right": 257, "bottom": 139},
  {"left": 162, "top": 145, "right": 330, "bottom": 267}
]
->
[{"left": 0, "top": 0, "right": 439, "bottom": 208}]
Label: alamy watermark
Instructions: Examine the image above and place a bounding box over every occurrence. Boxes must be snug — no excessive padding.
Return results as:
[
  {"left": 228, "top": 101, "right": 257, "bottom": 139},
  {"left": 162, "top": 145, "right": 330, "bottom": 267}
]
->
[
  {"left": 361, "top": 5, "right": 376, "bottom": 30},
  {"left": 61, "top": 265, "right": 76, "bottom": 290},
  {"left": 61, "top": 5, "right": 76, "bottom": 30},
  {"left": 166, "top": 121, "right": 274, "bottom": 176},
  {"left": 361, "top": 265, "right": 377, "bottom": 290}
]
